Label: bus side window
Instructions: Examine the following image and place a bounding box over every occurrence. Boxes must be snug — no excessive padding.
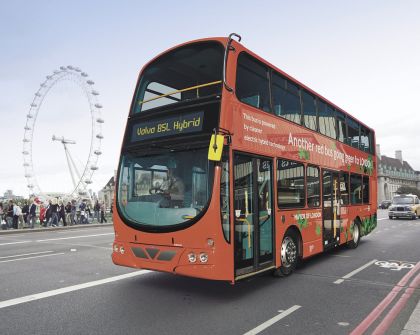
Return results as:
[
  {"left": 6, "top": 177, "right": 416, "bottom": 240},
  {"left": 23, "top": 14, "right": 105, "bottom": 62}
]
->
[
  {"left": 362, "top": 176, "right": 370, "bottom": 204},
  {"left": 307, "top": 166, "right": 320, "bottom": 207},
  {"left": 339, "top": 172, "right": 349, "bottom": 205},
  {"left": 350, "top": 173, "right": 362, "bottom": 204}
]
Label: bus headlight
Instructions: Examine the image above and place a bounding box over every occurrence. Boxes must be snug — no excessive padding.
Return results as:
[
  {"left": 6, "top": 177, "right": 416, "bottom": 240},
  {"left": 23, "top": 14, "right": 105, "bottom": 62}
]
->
[
  {"left": 120, "top": 246, "right": 125, "bottom": 254},
  {"left": 199, "top": 253, "right": 208, "bottom": 263},
  {"left": 188, "top": 253, "right": 197, "bottom": 263},
  {"left": 113, "top": 244, "right": 119, "bottom": 253}
]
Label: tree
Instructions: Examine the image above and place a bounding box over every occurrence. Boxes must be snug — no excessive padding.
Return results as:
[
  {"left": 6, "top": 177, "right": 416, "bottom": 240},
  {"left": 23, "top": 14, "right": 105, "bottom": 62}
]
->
[{"left": 396, "top": 186, "right": 420, "bottom": 197}]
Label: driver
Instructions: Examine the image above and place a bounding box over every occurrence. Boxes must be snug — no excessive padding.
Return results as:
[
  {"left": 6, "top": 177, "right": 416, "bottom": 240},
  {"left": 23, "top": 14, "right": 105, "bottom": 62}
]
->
[{"left": 160, "top": 168, "right": 185, "bottom": 201}]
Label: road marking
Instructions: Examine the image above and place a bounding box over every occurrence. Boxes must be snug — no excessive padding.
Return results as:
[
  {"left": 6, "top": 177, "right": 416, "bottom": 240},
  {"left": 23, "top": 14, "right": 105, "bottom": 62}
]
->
[
  {"left": 377, "top": 218, "right": 387, "bottom": 221},
  {"left": 36, "top": 233, "right": 114, "bottom": 242},
  {"left": 350, "top": 262, "right": 420, "bottom": 335},
  {"left": 0, "top": 252, "right": 65, "bottom": 263},
  {"left": 0, "top": 270, "right": 149, "bottom": 309},
  {"left": 334, "top": 259, "right": 378, "bottom": 284},
  {"left": 0, "top": 250, "right": 53, "bottom": 259},
  {"left": 372, "top": 273, "right": 420, "bottom": 334},
  {"left": 0, "top": 241, "right": 31, "bottom": 246},
  {"left": 243, "top": 305, "right": 301, "bottom": 335}
]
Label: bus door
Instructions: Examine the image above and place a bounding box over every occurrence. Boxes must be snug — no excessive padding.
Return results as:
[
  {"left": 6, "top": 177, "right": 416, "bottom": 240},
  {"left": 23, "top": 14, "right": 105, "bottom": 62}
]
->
[
  {"left": 322, "top": 170, "right": 341, "bottom": 249},
  {"left": 233, "top": 154, "right": 274, "bottom": 277}
]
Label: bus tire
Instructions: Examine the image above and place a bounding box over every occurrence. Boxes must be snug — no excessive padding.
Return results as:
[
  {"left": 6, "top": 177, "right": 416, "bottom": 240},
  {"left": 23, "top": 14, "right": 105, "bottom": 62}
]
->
[
  {"left": 273, "top": 230, "right": 299, "bottom": 277},
  {"left": 347, "top": 220, "right": 361, "bottom": 249}
]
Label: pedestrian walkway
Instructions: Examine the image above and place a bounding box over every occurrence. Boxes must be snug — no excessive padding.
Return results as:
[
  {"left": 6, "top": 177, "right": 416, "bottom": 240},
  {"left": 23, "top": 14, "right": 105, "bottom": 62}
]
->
[
  {"left": 401, "top": 300, "right": 420, "bottom": 334},
  {"left": 0, "top": 222, "right": 113, "bottom": 235}
]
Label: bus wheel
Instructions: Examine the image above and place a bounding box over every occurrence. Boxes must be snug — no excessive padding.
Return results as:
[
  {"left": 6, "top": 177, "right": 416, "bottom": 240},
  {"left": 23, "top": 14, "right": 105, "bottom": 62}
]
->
[
  {"left": 273, "top": 231, "right": 299, "bottom": 277},
  {"left": 347, "top": 220, "right": 361, "bottom": 249}
]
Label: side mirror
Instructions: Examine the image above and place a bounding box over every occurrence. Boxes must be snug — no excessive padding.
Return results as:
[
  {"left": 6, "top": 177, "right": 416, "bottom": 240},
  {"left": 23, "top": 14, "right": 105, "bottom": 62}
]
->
[{"left": 208, "top": 134, "right": 224, "bottom": 161}]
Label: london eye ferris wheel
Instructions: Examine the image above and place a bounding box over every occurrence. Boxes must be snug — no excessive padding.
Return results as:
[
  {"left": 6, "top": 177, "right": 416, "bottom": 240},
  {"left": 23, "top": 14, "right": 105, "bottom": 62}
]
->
[{"left": 22, "top": 65, "right": 104, "bottom": 199}]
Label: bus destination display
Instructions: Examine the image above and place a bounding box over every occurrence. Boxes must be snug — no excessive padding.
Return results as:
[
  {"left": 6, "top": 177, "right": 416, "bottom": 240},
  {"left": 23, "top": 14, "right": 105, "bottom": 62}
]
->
[{"left": 131, "top": 111, "right": 204, "bottom": 142}]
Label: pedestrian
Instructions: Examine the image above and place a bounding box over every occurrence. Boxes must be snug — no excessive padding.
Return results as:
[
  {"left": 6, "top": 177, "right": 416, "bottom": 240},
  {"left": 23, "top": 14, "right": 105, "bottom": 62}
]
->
[
  {"left": 79, "top": 200, "right": 87, "bottom": 224},
  {"left": 94, "top": 200, "right": 100, "bottom": 223},
  {"left": 6, "top": 200, "right": 14, "bottom": 229},
  {"left": 49, "top": 198, "right": 59, "bottom": 227},
  {"left": 0, "top": 203, "right": 6, "bottom": 230},
  {"left": 39, "top": 204, "right": 46, "bottom": 226},
  {"left": 28, "top": 200, "right": 37, "bottom": 229},
  {"left": 65, "top": 201, "right": 72, "bottom": 225},
  {"left": 70, "top": 200, "right": 77, "bottom": 225},
  {"left": 22, "top": 202, "right": 29, "bottom": 225},
  {"left": 45, "top": 201, "right": 52, "bottom": 227},
  {"left": 58, "top": 201, "right": 66, "bottom": 226},
  {"left": 100, "top": 202, "right": 107, "bottom": 223},
  {"left": 13, "top": 202, "right": 24, "bottom": 229}
]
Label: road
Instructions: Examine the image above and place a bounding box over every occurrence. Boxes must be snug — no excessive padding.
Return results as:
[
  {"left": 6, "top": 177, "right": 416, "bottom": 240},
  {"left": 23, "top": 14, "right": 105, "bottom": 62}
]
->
[{"left": 0, "top": 211, "right": 419, "bottom": 335}]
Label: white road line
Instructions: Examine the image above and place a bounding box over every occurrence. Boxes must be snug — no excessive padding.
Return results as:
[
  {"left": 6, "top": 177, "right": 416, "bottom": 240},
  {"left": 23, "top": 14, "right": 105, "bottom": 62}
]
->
[
  {"left": 36, "top": 233, "right": 114, "bottom": 242},
  {"left": 334, "top": 259, "right": 378, "bottom": 284},
  {"left": 0, "top": 270, "right": 149, "bottom": 309},
  {"left": 0, "top": 241, "right": 31, "bottom": 246},
  {"left": 0, "top": 251, "right": 53, "bottom": 259},
  {"left": 243, "top": 305, "right": 301, "bottom": 335},
  {"left": 377, "top": 218, "right": 387, "bottom": 221},
  {"left": 0, "top": 252, "right": 65, "bottom": 263}
]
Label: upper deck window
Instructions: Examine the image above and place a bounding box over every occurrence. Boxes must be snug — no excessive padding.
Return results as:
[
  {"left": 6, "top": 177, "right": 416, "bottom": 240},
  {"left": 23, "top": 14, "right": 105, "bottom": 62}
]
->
[
  {"left": 236, "top": 53, "right": 271, "bottom": 112},
  {"left": 346, "top": 117, "right": 360, "bottom": 149},
  {"left": 272, "top": 73, "right": 302, "bottom": 125},
  {"left": 133, "top": 42, "right": 224, "bottom": 113},
  {"left": 318, "top": 101, "right": 336, "bottom": 139},
  {"left": 302, "top": 90, "right": 317, "bottom": 131}
]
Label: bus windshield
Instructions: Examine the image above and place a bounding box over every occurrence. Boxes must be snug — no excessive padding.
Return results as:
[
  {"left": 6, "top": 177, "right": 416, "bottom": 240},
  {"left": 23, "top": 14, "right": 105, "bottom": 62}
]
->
[
  {"left": 133, "top": 41, "right": 224, "bottom": 113},
  {"left": 117, "top": 148, "right": 214, "bottom": 229}
]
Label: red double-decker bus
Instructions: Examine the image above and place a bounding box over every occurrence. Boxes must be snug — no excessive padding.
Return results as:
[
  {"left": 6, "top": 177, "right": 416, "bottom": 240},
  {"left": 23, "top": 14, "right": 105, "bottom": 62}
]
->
[{"left": 112, "top": 34, "right": 377, "bottom": 283}]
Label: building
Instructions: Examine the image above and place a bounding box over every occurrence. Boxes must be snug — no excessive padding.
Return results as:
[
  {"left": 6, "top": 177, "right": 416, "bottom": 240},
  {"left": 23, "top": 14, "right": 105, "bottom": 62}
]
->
[
  {"left": 377, "top": 145, "right": 420, "bottom": 203},
  {"left": 98, "top": 176, "right": 115, "bottom": 212}
]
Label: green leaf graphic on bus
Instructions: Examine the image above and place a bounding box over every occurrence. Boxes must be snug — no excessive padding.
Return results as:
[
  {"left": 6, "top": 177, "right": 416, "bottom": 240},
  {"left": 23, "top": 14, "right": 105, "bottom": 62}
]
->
[
  {"left": 315, "top": 224, "right": 321, "bottom": 236},
  {"left": 296, "top": 213, "right": 309, "bottom": 230},
  {"left": 298, "top": 149, "right": 310, "bottom": 160}
]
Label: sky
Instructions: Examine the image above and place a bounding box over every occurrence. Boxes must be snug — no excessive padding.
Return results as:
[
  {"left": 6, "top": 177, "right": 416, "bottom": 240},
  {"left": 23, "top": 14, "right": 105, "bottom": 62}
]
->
[{"left": 1, "top": 0, "right": 419, "bottom": 197}]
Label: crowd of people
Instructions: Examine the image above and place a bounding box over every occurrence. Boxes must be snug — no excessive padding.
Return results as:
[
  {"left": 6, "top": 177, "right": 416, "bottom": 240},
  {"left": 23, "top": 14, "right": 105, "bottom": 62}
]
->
[{"left": 0, "top": 198, "right": 111, "bottom": 230}]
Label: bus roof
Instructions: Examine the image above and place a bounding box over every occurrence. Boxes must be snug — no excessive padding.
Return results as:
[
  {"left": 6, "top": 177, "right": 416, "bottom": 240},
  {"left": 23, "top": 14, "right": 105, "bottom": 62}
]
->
[{"left": 138, "top": 35, "right": 375, "bottom": 134}]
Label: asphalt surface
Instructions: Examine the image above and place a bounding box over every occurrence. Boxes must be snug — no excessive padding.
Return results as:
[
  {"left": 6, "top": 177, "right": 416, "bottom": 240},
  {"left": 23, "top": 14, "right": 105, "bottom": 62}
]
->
[{"left": 0, "top": 210, "right": 419, "bottom": 335}]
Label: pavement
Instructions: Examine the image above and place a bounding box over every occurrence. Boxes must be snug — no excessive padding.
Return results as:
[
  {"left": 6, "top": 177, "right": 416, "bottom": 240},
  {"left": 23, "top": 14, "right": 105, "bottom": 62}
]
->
[
  {"left": 0, "top": 222, "right": 113, "bottom": 235},
  {"left": 401, "top": 300, "right": 420, "bottom": 334}
]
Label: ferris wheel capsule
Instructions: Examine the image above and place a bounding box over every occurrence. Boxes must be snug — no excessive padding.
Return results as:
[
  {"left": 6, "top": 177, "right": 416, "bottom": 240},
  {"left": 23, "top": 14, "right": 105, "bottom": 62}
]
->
[{"left": 87, "top": 80, "right": 95, "bottom": 85}]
